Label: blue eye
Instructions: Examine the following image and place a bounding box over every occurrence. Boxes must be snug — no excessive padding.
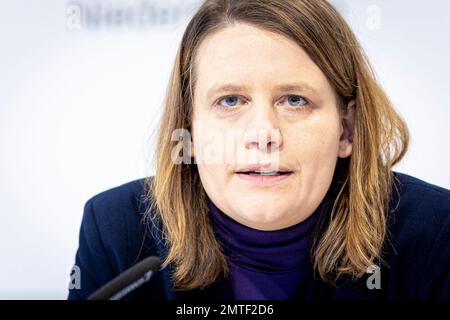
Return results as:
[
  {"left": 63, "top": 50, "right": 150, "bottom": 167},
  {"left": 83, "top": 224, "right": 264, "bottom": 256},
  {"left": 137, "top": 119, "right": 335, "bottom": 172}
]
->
[
  {"left": 215, "top": 95, "right": 309, "bottom": 110},
  {"left": 218, "top": 96, "right": 239, "bottom": 108},
  {"left": 286, "top": 95, "right": 307, "bottom": 107}
]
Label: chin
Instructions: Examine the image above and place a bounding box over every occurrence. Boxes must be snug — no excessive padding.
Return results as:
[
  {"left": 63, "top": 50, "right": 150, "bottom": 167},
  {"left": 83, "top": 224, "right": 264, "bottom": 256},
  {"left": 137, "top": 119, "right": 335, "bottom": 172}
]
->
[
  {"left": 238, "top": 203, "right": 290, "bottom": 226},
  {"left": 244, "top": 216, "right": 291, "bottom": 231}
]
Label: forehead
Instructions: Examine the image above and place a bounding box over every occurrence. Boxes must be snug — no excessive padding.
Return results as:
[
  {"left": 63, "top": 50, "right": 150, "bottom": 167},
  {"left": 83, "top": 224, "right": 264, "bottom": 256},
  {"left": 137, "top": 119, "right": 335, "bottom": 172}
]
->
[{"left": 194, "top": 23, "right": 331, "bottom": 95}]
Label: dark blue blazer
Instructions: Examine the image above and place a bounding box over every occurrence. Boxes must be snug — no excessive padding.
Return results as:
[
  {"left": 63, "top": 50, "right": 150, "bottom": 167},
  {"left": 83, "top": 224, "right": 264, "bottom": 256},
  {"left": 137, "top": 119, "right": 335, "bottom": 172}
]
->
[{"left": 68, "top": 172, "right": 450, "bottom": 300}]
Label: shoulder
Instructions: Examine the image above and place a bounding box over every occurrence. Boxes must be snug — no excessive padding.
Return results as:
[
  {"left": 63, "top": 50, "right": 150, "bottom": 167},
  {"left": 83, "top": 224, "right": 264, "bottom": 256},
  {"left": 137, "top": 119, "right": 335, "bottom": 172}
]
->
[
  {"left": 390, "top": 171, "right": 450, "bottom": 232},
  {"left": 82, "top": 176, "right": 159, "bottom": 266},
  {"left": 393, "top": 171, "right": 450, "bottom": 200},
  {"left": 86, "top": 177, "right": 150, "bottom": 217},
  {"left": 69, "top": 176, "right": 164, "bottom": 299},
  {"left": 83, "top": 178, "right": 148, "bottom": 252},
  {"left": 385, "top": 172, "right": 450, "bottom": 298}
]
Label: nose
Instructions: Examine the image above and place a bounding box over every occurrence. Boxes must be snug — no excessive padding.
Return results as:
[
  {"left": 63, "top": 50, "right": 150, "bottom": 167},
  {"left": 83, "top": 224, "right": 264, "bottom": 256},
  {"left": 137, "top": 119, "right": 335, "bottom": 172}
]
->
[{"left": 244, "top": 106, "right": 283, "bottom": 153}]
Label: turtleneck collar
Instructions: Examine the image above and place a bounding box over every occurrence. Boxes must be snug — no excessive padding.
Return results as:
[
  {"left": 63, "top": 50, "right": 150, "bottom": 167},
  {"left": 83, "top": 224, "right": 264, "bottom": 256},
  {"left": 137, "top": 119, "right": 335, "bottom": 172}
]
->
[{"left": 207, "top": 198, "right": 321, "bottom": 273}]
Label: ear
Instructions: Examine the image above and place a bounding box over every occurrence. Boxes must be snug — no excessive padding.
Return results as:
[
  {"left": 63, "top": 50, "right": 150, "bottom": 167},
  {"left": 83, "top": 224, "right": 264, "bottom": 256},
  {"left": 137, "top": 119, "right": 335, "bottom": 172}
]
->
[{"left": 338, "top": 99, "right": 356, "bottom": 158}]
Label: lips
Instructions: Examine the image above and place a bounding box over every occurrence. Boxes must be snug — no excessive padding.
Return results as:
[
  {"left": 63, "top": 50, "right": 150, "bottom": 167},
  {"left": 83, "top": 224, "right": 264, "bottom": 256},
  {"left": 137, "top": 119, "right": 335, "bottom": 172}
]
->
[
  {"left": 235, "top": 163, "right": 293, "bottom": 185},
  {"left": 237, "top": 170, "right": 291, "bottom": 176},
  {"left": 235, "top": 163, "right": 293, "bottom": 175}
]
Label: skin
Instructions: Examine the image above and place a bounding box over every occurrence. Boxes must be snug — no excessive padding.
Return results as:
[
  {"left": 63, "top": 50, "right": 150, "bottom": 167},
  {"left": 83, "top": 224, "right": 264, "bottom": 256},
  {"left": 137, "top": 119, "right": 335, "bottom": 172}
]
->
[{"left": 190, "top": 23, "right": 355, "bottom": 231}]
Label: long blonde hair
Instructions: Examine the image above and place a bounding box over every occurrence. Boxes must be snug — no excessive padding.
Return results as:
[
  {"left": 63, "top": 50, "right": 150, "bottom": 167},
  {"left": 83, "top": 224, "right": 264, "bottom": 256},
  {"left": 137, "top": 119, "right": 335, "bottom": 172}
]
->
[{"left": 145, "top": 0, "right": 409, "bottom": 290}]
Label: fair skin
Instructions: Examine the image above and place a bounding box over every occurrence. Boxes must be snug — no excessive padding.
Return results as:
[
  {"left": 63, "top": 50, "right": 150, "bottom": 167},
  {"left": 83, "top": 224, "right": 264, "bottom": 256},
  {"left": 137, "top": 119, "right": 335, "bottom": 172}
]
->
[{"left": 190, "top": 23, "right": 355, "bottom": 231}]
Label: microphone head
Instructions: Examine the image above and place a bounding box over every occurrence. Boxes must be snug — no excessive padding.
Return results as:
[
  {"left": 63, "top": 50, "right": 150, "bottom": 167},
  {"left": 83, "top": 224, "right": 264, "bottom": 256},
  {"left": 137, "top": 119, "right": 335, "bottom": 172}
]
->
[{"left": 88, "top": 256, "right": 161, "bottom": 300}]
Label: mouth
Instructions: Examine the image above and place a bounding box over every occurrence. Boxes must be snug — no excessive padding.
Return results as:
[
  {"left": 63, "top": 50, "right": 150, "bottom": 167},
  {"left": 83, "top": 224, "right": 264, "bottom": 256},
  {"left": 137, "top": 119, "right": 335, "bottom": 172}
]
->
[
  {"left": 235, "top": 163, "right": 293, "bottom": 175},
  {"left": 235, "top": 170, "right": 292, "bottom": 176},
  {"left": 234, "top": 164, "right": 294, "bottom": 184}
]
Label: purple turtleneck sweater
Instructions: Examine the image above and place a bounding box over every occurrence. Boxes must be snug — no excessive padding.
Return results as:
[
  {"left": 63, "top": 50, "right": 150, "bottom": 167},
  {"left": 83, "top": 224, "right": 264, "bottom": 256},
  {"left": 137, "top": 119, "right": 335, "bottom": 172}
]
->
[{"left": 207, "top": 198, "right": 321, "bottom": 300}]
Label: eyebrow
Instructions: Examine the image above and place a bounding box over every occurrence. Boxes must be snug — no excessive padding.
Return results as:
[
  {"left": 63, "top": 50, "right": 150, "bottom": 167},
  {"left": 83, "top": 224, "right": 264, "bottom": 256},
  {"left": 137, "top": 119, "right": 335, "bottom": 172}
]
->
[{"left": 206, "top": 82, "right": 319, "bottom": 100}]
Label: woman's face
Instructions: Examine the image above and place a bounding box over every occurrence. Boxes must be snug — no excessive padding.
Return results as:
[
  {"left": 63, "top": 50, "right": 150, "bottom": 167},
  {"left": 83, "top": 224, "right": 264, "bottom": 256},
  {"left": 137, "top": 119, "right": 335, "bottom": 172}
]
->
[{"left": 191, "top": 23, "right": 353, "bottom": 231}]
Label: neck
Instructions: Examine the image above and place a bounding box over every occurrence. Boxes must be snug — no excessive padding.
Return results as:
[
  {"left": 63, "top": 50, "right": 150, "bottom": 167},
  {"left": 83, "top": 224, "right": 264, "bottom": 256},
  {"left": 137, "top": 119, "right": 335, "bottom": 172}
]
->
[{"left": 207, "top": 198, "right": 322, "bottom": 272}]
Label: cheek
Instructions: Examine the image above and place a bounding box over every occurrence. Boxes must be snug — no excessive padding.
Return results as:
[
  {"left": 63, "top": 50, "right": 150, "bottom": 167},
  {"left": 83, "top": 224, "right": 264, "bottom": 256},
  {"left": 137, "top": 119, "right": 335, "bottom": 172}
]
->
[
  {"left": 196, "top": 164, "right": 219, "bottom": 190},
  {"left": 192, "top": 119, "right": 232, "bottom": 191},
  {"left": 192, "top": 118, "right": 228, "bottom": 165},
  {"left": 287, "top": 117, "right": 341, "bottom": 166},
  {"left": 193, "top": 116, "right": 247, "bottom": 168}
]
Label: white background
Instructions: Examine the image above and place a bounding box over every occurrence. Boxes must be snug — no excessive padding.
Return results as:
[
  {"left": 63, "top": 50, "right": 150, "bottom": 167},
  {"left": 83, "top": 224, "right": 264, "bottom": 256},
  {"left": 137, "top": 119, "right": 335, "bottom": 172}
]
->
[{"left": 0, "top": 0, "right": 449, "bottom": 299}]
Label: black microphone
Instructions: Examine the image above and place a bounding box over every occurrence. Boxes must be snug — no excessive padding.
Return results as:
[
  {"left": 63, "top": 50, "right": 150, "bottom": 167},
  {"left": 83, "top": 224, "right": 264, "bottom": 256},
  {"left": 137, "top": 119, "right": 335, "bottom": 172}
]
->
[{"left": 88, "top": 256, "right": 161, "bottom": 300}]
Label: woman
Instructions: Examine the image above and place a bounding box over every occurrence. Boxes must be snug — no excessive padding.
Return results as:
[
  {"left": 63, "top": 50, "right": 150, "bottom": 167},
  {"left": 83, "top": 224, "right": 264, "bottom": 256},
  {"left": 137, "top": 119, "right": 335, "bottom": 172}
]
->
[{"left": 68, "top": 0, "right": 450, "bottom": 300}]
